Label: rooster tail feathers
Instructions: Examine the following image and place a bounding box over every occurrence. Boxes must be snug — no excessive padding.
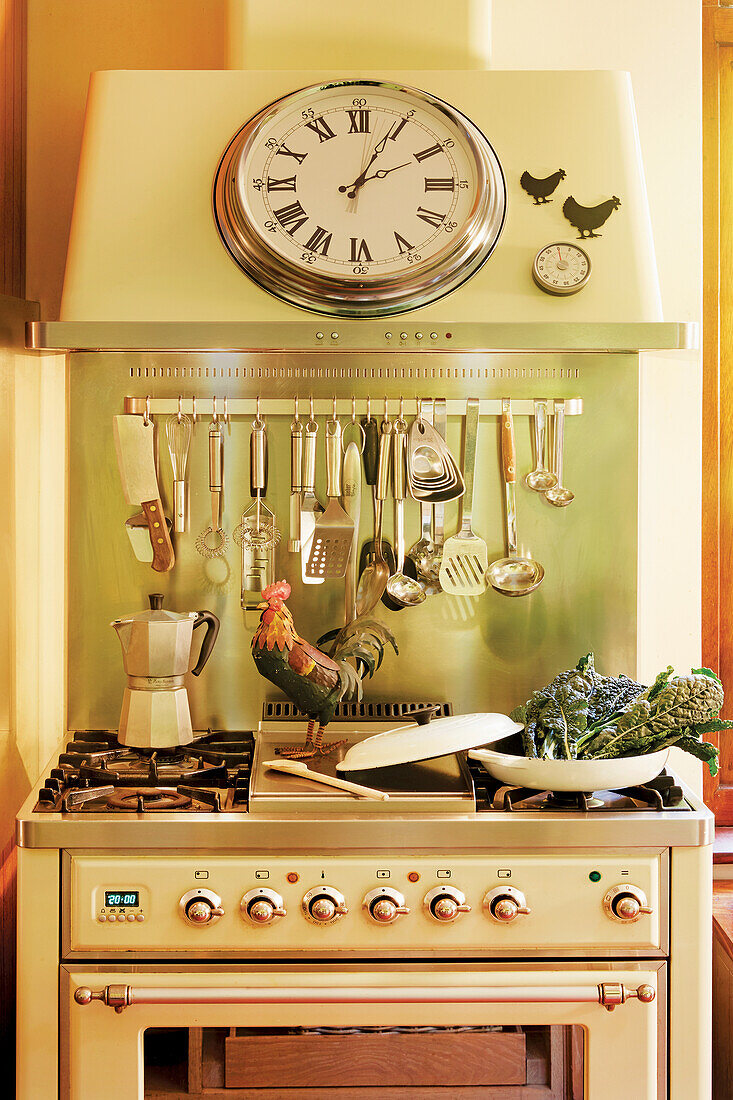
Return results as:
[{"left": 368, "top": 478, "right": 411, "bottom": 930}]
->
[{"left": 317, "top": 618, "right": 398, "bottom": 697}]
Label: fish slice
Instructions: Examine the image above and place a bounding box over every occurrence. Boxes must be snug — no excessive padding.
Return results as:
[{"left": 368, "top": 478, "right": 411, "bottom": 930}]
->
[
  {"left": 263, "top": 759, "right": 388, "bottom": 801},
  {"left": 439, "top": 398, "right": 488, "bottom": 595},
  {"left": 305, "top": 416, "right": 354, "bottom": 579}
]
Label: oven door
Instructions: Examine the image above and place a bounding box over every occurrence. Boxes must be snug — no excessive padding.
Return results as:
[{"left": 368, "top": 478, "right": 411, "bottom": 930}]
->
[{"left": 62, "top": 961, "right": 665, "bottom": 1098}]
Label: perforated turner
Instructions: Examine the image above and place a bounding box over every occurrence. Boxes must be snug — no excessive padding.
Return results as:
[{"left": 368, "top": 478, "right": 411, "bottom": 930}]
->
[
  {"left": 439, "top": 398, "right": 488, "bottom": 596},
  {"left": 305, "top": 414, "right": 354, "bottom": 579}
]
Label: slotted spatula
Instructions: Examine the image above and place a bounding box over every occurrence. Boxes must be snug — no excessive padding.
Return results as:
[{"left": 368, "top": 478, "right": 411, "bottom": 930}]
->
[
  {"left": 305, "top": 414, "right": 354, "bottom": 579},
  {"left": 439, "top": 398, "right": 488, "bottom": 595}
]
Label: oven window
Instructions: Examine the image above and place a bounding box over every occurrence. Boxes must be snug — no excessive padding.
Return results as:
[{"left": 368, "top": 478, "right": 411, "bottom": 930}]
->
[{"left": 143, "top": 1024, "right": 585, "bottom": 1095}]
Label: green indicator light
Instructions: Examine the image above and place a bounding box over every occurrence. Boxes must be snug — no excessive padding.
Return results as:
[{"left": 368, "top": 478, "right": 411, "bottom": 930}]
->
[{"left": 589, "top": 871, "right": 602, "bottom": 883}]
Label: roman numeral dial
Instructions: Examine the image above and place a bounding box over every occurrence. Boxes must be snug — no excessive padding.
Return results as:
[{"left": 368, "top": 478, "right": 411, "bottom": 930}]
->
[{"left": 215, "top": 80, "right": 505, "bottom": 315}]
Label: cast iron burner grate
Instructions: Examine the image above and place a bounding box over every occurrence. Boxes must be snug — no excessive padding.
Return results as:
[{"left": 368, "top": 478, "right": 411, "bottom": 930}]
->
[
  {"left": 35, "top": 729, "right": 255, "bottom": 813},
  {"left": 466, "top": 758, "right": 686, "bottom": 813}
]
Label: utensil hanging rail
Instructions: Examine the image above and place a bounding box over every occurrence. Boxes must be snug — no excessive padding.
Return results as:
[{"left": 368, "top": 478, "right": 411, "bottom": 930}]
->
[{"left": 123, "top": 397, "right": 583, "bottom": 418}]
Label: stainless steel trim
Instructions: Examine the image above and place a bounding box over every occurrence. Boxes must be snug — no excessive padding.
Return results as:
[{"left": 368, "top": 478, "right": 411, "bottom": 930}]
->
[
  {"left": 72, "top": 980, "right": 655, "bottom": 1011},
  {"left": 21, "top": 804, "right": 712, "bottom": 849},
  {"left": 26, "top": 320, "right": 698, "bottom": 352}
]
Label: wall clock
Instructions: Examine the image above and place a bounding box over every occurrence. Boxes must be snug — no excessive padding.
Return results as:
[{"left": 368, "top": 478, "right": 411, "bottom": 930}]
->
[{"left": 213, "top": 80, "right": 506, "bottom": 317}]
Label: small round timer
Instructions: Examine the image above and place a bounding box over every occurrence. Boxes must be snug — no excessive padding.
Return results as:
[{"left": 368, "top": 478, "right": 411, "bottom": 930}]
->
[{"left": 532, "top": 242, "right": 591, "bottom": 296}]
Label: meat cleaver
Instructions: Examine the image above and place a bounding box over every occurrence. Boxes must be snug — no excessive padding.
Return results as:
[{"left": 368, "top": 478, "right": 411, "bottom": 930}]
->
[{"left": 113, "top": 415, "right": 175, "bottom": 572}]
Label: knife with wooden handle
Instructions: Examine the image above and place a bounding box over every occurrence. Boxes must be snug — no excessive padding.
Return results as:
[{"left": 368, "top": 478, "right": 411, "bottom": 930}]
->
[{"left": 113, "top": 415, "right": 175, "bottom": 572}]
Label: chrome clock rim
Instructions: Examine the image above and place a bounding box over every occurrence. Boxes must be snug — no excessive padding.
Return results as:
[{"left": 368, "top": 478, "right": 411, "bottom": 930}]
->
[{"left": 213, "top": 80, "right": 506, "bottom": 317}]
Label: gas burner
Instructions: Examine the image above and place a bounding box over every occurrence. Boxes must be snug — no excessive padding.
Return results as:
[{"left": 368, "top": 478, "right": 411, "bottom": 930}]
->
[
  {"left": 106, "top": 788, "right": 193, "bottom": 813},
  {"left": 466, "top": 759, "right": 688, "bottom": 813}
]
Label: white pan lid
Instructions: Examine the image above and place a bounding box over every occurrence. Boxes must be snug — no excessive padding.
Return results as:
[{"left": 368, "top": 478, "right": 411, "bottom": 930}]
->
[{"left": 336, "top": 712, "right": 523, "bottom": 772}]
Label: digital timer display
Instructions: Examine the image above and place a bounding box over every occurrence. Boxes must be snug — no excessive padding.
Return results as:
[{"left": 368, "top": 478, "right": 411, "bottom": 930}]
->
[{"left": 104, "top": 891, "right": 139, "bottom": 907}]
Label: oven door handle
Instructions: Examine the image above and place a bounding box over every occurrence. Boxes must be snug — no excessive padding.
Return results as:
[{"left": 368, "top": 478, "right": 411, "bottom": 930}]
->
[{"left": 74, "top": 981, "right": 655, "bottom": 1014}]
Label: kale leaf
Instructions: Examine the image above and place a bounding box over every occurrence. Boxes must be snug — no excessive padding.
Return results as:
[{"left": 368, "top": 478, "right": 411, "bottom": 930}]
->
[{"left": 511, "top": 656, "right": 729, "bottom": 776}]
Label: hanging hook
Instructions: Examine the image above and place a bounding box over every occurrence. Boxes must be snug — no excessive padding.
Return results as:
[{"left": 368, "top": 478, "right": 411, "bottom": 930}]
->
[
  {"left": 191, "top": 395, "right": 197, "bottom": 424},
  {"left": 366, "top": 394, "right": 371, "bottom": 422},
  {"left": 223, "top": 395, "right": 229, "bottom": 425},
  {"left": 144, "top": 395, "right": 151, "bottom": 425},
  {"left": 331, "top": 395, "right": 338, "bottom": 422},
  {"left": 383, "top": 396, "right": 390, "bottom": 423},
  {"left": 177, "top": 394, "right": 183, "bottom": 423},
  {"left": 212, "top": 395, "right": 218, "bottom": 423},
  {"left": 307, "top": 394, "right": 317, "bottom": 433},
  {"left": 351, "top": 395, "right": 357, "bottom": 424},
  {"left": 253, "top": 395, "right": 264, "bottom": 430}
]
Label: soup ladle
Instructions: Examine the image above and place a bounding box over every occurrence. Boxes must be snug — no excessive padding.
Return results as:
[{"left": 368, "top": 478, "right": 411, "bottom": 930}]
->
[{"left": 487, "top": 399, "right": 545, "bottom": 597}]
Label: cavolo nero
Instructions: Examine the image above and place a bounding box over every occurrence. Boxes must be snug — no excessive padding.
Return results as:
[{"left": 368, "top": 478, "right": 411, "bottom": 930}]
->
[{"left": 509, "top": 653, "right": 731, "bottom": 775}]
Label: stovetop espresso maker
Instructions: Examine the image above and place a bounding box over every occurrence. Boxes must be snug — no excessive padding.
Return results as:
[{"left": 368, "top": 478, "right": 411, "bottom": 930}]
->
[{"left": 111, "top": 594, "right": 220, "bottom": 748}]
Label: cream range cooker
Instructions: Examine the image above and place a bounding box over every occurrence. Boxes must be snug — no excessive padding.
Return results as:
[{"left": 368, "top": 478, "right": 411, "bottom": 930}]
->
[{"left": 17, "top": 67, "right": 707, "bottom": 1100}]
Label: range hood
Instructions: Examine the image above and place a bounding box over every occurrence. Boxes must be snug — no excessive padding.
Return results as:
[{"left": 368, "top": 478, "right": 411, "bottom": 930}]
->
[{"left": 28, "top": 68, "right": 695, "bottom": 352}]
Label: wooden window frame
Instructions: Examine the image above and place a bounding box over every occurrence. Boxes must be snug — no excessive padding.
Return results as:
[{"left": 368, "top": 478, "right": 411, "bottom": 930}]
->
[{"left": 703, "top": 4, "right": 733, "bottom": 821}]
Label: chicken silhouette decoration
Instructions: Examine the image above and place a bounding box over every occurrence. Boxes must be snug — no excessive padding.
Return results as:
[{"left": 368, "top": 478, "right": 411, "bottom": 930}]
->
[
  {"left": 520, "top": 168, "right": 566, "bottom": 204},
  {"left": 252, "top": 581, "right": 397, "bottom": 758},
  {"left": 562, "top": 195, "right": 621, "bottom": 239}
]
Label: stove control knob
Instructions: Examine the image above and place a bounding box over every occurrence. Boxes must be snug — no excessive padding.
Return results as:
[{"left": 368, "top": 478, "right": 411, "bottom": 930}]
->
[
  {"left": 424, "top": 886, "right": 471, "bottom": 923},
  {"left": 179, "top": 888, "right": 224, "bottom": 926},
  {"left": 483, "top": 886, "right": 531, "bottom": 924},
  {"left": 363, "top": 888, "right": 410, "bottom": 924},
  {"left": 240, "top": 888, "right": 287, "bottom": 926},
  {"left": 302, "top": 886, "right": 349, "bottom": 925},
  {"left": 603, "top": 885, "right": 653, "bottom": 923}
]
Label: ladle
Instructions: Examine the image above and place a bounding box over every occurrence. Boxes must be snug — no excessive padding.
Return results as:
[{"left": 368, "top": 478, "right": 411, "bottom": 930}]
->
[
  {"left": 386, "top": 418, "right": 426, "bottom": 607},
  {"left": 488, "top": 399, "right": 545, "bottom": 597},
  {"left": 524, "top": 399, "right": 557, "bottom": 493},
  {"left": 544, "top": 399, "right": 575, "bottom": 507},
  {"left": 355, "top": 419, "right": 392, "bottom": 615}
]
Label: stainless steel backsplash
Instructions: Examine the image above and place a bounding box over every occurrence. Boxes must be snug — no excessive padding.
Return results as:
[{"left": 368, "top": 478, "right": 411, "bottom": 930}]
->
[{"left": 67, "top": 350, "right": 637, "bottom": 731}]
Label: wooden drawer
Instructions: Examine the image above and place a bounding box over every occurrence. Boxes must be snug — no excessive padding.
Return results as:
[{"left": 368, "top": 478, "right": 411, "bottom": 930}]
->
[{"left": 224, "top": 1029, "right": 526, "bottom": 1089}]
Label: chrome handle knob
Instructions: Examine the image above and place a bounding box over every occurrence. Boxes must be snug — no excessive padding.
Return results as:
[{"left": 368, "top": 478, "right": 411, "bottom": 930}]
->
[
  {"left": 363, "top": 888, "right": 410, "bottom": 924},
  {"left": 424, "top": 886, "right": 471, "bottom": 923},
  {"left": 179, "top": 889, "right": 224, "bottom": 926},
  {"left": 240, "top": 888, "right": 287, "bottom": 926},
  {"left": 302, "top": 886, "right": 348, "bottom": 925},
  {"left": 603, "top": 885, "right": 653, "bottom": 923},
  {"left": 311, "top": 897, "right": 336, "bottom": 922},
  {"left": 483, "top": 887, "right": 531, "bottom": 924}
]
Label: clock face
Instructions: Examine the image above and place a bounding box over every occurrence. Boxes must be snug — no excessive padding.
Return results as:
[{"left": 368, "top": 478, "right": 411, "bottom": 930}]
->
[{"left": 213, "top": 81, "right": 506, "bottom": 316}]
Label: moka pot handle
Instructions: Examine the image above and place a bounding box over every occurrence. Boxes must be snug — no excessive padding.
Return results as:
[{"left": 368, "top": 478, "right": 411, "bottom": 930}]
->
[{"left": 190, "top": 611, "right": 220, "bottom": 676}]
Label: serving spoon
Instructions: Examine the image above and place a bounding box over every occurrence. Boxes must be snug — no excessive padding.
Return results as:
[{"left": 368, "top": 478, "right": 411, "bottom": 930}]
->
[
  {"left": 355, "top": 419, "right": 392, "bottom": 615},
  {"left": 386, "top": 418, "right": 426, "bottom": 607},
  {"left": 544, "top": 399, "right": 575, "bottom": 507},
  {"left": 487, "top": 399, "right": 545, "bottom": 597},
  {"left": 524, "top": 399, "right": 557, "bottom": 493}
]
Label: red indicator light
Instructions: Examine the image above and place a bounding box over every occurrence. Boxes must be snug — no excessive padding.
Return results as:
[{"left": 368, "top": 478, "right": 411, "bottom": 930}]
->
[
  {"left": 408, "top": 872, "right": 420, "bottom": 883},
  {"left": 286, "top": 872, "right": 299, "bottom": 884}
]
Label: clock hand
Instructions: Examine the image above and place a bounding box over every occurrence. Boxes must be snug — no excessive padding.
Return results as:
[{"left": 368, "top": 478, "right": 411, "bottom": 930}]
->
[
  {"left": 339, "top": 122, "right": 401, "bottom": 196},
  {"left": 341, "top": 161, "right": 411, "bottom": 200}
]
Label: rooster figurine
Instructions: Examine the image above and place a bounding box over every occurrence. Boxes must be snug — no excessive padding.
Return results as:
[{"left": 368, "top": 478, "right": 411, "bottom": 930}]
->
[{"left": 252, "top": 581, "right": 397, "bottom": 758}]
